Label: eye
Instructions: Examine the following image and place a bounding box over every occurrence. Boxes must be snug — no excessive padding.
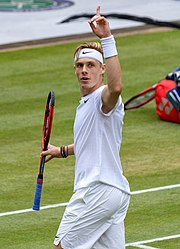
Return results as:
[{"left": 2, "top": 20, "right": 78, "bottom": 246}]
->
[
  {"left": 87, "top": 62, "right": 94, "bottom": 68},
  {"left": 76, "top": 63, "right": 83, "bottom": 68}
]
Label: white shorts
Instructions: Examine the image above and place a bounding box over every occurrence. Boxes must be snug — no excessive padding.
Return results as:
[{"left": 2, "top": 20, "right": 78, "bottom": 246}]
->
[{"left": 54, "top": 182, "right": 130, "bottom": 249}]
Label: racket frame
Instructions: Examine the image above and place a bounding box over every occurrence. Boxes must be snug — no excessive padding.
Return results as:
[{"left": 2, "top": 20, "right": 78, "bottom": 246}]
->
[
  {"left": 32, "top": 91, "right": 55, "bottom": 211},
  {"left": 124, "top": 84, "right": 157, "bottom": 110}
]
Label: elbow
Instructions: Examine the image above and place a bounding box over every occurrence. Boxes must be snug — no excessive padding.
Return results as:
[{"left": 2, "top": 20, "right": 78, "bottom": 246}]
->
[
  {"left": 115, "top": 83, "right": 122, "bottom": 94},
  {"left": 109, "top": 80, "right": 122, "bottom": 95}
]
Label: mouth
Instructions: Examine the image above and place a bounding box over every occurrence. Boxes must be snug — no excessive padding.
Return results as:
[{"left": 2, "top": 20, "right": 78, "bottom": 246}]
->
[{"left": 80, "top": 77, "right": 90, "bottom": 82}]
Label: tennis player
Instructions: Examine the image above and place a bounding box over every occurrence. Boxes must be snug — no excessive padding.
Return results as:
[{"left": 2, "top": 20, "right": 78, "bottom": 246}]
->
[{"left": 42, "top": 5, "right": 130, "bottom": 249}]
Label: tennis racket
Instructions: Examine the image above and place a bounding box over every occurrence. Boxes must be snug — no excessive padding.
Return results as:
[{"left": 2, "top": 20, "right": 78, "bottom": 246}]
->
[
  {"left": 124, "top": 84, "right": 157, "bottom": 110},
  {"left": 32, "top": 91, "right": 55, "bottom": 211}
]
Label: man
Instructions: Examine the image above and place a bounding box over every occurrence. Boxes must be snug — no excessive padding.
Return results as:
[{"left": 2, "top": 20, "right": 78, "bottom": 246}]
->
[{"left": 42, "top": 5, "right": 130, "bottom": 249}]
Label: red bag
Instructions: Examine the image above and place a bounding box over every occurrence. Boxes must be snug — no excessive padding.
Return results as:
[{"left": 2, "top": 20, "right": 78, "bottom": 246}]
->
[
  {"left": 155, "top": 79, "right": 180, "bottom": 124},
  {"left": 124, "top": 66, "right": 180, "bottom": 124}
]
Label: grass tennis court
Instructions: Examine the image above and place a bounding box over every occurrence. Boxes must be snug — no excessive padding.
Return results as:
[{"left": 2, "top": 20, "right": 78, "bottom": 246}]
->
[{"left": 0, "top": 29, "right": 179, "bottom": 248}]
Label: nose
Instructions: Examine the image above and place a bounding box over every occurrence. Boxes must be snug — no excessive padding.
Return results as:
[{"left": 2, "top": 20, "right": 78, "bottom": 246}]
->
[{"left": 82, "top": 65, "right": 87, "bottom": 74}]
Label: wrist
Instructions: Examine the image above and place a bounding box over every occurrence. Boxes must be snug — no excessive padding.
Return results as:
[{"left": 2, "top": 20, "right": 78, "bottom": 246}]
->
[
  {"left": 60, "top": 145, "right": 68, "bottom": 158},
  {"left": 100, "top": 35, "right": 118, "bottom": 59}
]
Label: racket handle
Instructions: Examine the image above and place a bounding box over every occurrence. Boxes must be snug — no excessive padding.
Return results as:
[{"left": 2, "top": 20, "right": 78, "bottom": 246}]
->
[{"left": 32, "top": 180, "right": 43, "bottom": 211}]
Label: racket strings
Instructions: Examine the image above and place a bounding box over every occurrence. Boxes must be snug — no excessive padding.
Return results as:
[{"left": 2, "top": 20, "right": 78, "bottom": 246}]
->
[
  {"left": 124, "top": 85, "right": 157, "bottom": 110},
  {"left": 126, "top": 90, "right": 155, "bottom": 107}
]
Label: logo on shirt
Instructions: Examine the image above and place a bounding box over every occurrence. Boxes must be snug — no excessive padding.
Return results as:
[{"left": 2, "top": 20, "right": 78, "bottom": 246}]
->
[{"left": 84, "top": 98, "right": 89, "bottom": 103}]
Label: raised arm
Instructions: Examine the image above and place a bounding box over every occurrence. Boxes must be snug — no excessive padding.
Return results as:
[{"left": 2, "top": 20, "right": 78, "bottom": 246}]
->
[{"left": 89, "top": 6, "right": 122, "bottom": 113}]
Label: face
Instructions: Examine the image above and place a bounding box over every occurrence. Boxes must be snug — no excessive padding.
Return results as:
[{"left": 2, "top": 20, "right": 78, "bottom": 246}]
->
[{"left": 74, "top": 58, "right": 105, "bottom": 96}]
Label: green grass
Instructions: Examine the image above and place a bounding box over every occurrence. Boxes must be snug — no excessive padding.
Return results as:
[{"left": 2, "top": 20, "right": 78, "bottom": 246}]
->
[{"left": 0, "top": 29, "right": 179, "bottom": 248}]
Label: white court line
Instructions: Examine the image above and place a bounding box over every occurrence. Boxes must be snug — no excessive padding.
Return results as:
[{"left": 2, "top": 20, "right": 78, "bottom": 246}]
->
[
  {"left": 131, "top": 183, "right": 180, "bottom": 195},
  {"left": 126, "top": 234, "right": 180, "bottom": 248},
  {"left": 0, "top": 183, "right": 179, "bottom": 217},
  {"left": 0, "top": 202, "right": 69, "bottom": 217},
  {"left": 129, "top": 245, "right": 159, "bottom": 249}
]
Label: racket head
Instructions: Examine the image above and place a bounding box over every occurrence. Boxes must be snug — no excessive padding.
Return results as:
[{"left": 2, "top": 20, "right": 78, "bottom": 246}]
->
[
  {"left": 124, "top": 84, "right": 157, "bottom": 110},
  {"left": 42, "top": 91, "right": 55, "bottom": 152},
  {"left": 39, "top": 91, "right": 55, "bottom": 174}
]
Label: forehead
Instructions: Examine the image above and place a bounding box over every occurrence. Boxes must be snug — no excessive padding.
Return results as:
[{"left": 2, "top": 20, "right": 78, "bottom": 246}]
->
[{"left": 75, "top": 58, "right": 99, "bottom": 65}]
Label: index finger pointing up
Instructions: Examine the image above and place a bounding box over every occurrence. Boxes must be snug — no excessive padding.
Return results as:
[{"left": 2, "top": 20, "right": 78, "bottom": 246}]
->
[
  {"left": 96, "top": 5, "right": 100, "bottom": 15},
  {"left": 89, "top": 5, "right": 101, "bottom": 23}
]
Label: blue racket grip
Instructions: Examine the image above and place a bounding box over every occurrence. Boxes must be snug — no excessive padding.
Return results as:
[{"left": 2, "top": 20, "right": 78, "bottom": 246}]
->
[{"left": 32, "top": 182, "right": 43, "bottom": 211}]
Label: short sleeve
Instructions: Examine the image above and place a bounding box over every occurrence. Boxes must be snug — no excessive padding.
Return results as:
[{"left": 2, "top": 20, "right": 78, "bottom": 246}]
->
[{"left": 94, "top": 85, "right": 123, "bottom": 116}]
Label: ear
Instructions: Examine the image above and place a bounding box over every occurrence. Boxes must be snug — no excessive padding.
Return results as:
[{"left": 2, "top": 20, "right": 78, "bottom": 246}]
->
[
  {"left": 101, "top": 63, "right": 106, "bottom": 75},
  {"left": 74, "top": 65, "right": 76, "bottom": 74}
]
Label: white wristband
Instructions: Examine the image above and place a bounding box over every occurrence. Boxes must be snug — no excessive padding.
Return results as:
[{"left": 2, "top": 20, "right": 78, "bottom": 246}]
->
[{"left": 100, "top": 35, "right": 118, "bottom": 59}]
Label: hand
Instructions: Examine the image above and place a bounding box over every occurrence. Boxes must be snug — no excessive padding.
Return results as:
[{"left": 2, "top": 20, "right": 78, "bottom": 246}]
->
[
  {"left": 88, "top": 6, "right": 111, "bottom": 38},
  {"left": 41, "top": 143, "right": 61, "bottom": 163}
]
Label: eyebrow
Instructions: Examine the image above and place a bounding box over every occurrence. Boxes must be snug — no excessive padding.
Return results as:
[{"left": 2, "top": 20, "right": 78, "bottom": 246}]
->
[{"left": 75, "top": 59, "right": 98, "bottom": 65}]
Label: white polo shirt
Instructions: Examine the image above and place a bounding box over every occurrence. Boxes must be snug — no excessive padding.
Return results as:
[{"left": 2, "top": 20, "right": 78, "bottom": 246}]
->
[{"left": 74, "top": 85, "right": 130, "bottom": 194}]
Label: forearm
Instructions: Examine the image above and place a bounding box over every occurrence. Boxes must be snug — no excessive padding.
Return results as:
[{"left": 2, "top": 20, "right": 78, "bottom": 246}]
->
[
  {"left": 100, "top": 36, "right": 122, "bottom": 113},
  {"left": 59, "top": 143, "right": 74, "bottom": 158},
  {"left": 101, "top": 35, "right": 122, "bottom": 93},
  {"left": 105, "top": 55, "right": 122, "bottom": 94},
  {"left": 67, "top": 143, "right": 74, "bottom": 156},
  {"left": 88, "top": 7, "right": 122, "bottom": 93}
]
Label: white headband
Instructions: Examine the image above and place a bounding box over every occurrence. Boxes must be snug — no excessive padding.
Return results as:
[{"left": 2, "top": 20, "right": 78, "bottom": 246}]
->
[{"left": 74, "top": 48, "right": 103, "bottom": 64}]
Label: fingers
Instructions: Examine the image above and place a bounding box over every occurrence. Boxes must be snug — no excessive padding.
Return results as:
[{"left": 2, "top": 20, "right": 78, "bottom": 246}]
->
[
  {"left": 41, "top": 143, "right": 53, "bottom": 156},
  {"left": 89, "top": 5, "right": 107, "bottom": 29},
  {"left": 90, "top": 16, "right": 106, "bottom": 25},
  {"left": 88, "top": 16, "right": 107, "bottom": 33},
  {"left": 45, "top": 155, "right": 54, "bottom": 163},
  {"left": 95, "top": 16, "right": 107, "bottom": 25},
  {"left": 89, "top": 5, "right": 101, "bottom": 24},
  {"left": 88, "top": 20, "right": 96, "bottom": 32},
  {"left": 40, "top": 144, "right": 61, "bottom": 161},
  {"left": 41, "top": 150, "right": 49, "bottom": 156},
  {"left": 40, "top": 151, "right": 55, "bottom": 163},
  {"left": 96, "top": 5, "right": 100, "bottom": 15}
]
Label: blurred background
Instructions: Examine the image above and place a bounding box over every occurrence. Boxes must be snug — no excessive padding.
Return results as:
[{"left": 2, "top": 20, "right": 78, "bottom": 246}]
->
[{"left": 0, "top": 0, "right": 180, "bottom": 47}]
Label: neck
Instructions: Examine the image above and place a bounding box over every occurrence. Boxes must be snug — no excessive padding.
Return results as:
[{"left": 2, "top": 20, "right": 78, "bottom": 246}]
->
[{"left": 80, "top": 82, "right": 103, "bottom": 97}]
